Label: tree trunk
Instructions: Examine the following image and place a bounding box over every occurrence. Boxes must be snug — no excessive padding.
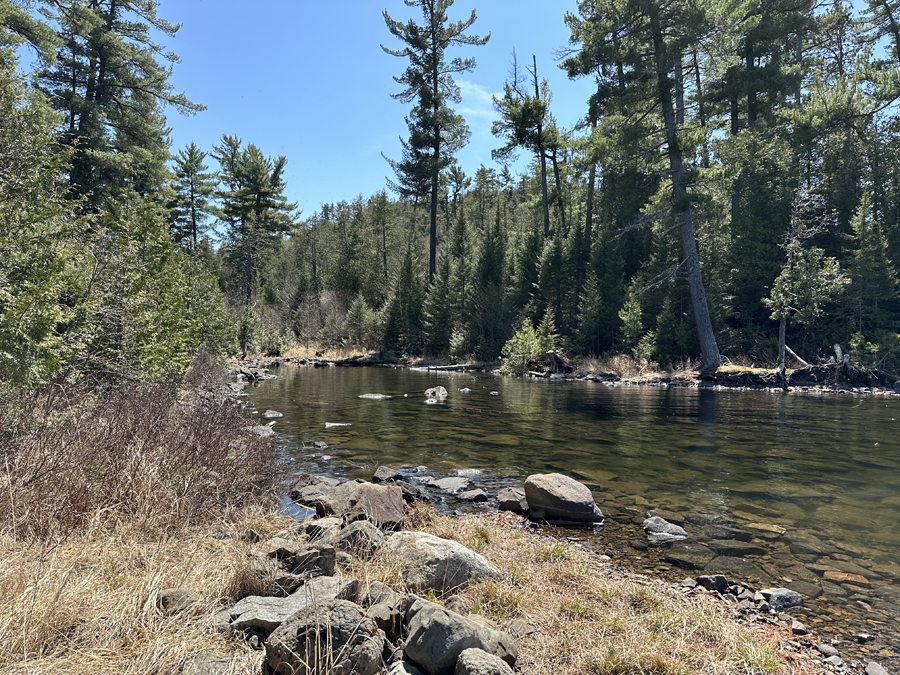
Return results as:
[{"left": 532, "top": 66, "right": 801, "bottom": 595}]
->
[
  {"left": 550, "top": 149, "right": 566, "bottom": 234},
  {"left": 534, "top": 55, "right": 550, "bottom": 238},
  {"left": 585, "top": 122, "right": 596, "bottom": 257},
  {"left": 650, "top": 6, "right": 721, "bottom": 372}
]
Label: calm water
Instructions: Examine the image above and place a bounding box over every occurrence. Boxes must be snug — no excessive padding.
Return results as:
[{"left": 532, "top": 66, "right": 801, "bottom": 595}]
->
[{"left": 247, "top": 364, "right": 900, "bottom": 658}]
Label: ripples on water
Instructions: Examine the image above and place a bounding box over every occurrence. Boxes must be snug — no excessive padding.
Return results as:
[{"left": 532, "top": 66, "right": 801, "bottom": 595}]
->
[{"left": 247, "top": 364, "right": 900, "bottom": 659}]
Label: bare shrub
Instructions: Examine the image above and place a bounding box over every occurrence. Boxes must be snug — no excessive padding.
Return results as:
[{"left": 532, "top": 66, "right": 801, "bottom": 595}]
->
[{"left": 0, "top": 361, "right": 280, "bottom": 540}]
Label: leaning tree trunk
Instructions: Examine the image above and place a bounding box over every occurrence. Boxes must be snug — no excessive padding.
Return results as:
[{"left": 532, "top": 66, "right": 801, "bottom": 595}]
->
[
  {"left": 534, "top": 55, "right": 550, "bottom": 239},
  {"left": 650, "top": 7, "right": 721, "bottom": 372}
]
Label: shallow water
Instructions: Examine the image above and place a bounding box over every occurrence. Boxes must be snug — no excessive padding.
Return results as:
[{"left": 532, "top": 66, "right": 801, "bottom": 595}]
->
[{"left": 247, "top": 364, "right": 900, "bottom": 662}]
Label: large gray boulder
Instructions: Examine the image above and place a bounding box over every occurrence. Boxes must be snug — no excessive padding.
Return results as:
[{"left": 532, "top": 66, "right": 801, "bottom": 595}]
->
[
  {"left": 404, "top": 603, "right": 516, "bottom": 675},
  {"left": 284, "top": 543, "right": 336, "bottom": 578},
  {"left": 383, "top": 531, "right": 502, "bottom": 593},
  {"left": 229, "top": 575, "right": 358, "bottom": 635},
  {"left": 312, "top": 479, "right": 365, "bottom": 517},
  {"left": 523, "top": 473, "right": 602, "bottom": 522},
  {"left": 264, "top": 599, "right": 385, "bottom": 675},
  {"left": 291, "top": 475, "right": 342, "bottom": 504},
  {"left": 338, "top": 520, "right": 385, "bottom": 559},
  {"left": 362, "top": 581, "right": 409, "bottom": 642},
  {"left": 455, "top": 648, "right": 515, "bottom": 675},
  {"left": 346, "top": 483, "right": 406, "bottom": 530}
]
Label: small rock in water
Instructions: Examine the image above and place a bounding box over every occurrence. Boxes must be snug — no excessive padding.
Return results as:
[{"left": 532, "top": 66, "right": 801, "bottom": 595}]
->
[
  {"left": 430, "top": 477, "right": 471, "bottom": 493},
  {"left": 456, "top": 468, "right": 483, "bottom": 477},
  {"left": 865, "top": 662, "right": 890, "bottom": 675},
  {"left": 373, "top": 466, "right": 402, "bottom": 483},
  {"left": 358, "top": 393, "right": 392, "bottom": 400},
  {"left": 766, "top": 588, "right": 803, "bottom": 612},
  {"left": 424, "top": 398, "right": 438, "bottom": 405},
  {"left": 459, "top": 387, "right": 472, "bottom": 393},
  {"left": 325, "top": 422, "right": 352, "bottom": 428},
  {"left": 791, "top": 620, "right": 809, "bottom": 636},
  {"left": 251, "top": 425, "right": 275, "bottom": 437},
  {"left": 643, "top": 516, "right": 688, "bottom": 542},
  {"left": 817, "top": 644, "right": 840, "bottom": 657},
  {"left": 461, "top": 489, "right": 488, "bottom": 502},
  {"left": 824, "top": 655, "right": 844, "bottom": 668},
  {"left": 425, "top": 386, "right": 448, "bottom": 399},
  {"left": 853, "top": 633, "right": 875, "bottom": 644},
  {"left": 490, "top": 391, "right": 499, "bottom": 396},
  {"left": 263, "top": 409, "right": 283, "bottom": 418}
]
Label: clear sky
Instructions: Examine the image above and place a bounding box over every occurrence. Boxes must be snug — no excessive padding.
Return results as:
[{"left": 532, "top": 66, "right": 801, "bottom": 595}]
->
[{"left": 160, "top": 0, "right": 596, "bottom": 219}]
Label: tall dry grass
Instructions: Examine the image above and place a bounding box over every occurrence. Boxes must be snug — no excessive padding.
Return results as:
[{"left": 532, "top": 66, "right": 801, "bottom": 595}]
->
[{"left": 0, "top": 355, "right": 283, "bottom": 673}]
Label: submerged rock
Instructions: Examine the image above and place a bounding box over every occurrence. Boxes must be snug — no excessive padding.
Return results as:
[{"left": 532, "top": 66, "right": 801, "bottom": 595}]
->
[{"left": 642, "top": 516, "right": 688, "bottom": 542}]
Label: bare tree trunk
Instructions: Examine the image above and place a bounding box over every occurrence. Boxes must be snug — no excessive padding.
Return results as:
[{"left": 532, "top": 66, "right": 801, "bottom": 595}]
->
[
  {"left": 534, "top": 55, "right": 550, "bottom": 238},
  {"left": 585, "top": 121, "right": 597, "bottom": 257},
  {"left": 650, "top": 6, "right": 721, "bottom": 372},
  {"left": 550, "top": 149, "right": 566, "bottom": 234}
]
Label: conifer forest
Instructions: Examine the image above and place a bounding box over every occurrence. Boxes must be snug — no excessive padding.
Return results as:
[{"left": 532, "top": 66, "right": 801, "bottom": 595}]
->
[{"left": 3, "top": 0, "right": 900, "bottom": 387}]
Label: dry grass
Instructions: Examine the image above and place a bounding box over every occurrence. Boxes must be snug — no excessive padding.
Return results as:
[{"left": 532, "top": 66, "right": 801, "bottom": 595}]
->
[
  {"left": 0, "top": 355, "right": 285, "bottom": 674},
  {"left": 357, "top": 507, "right": 805, "bottom": 675},
  {"left": 580, "top": 355, "right": 698, "bottom": 380},
  {"left": 0, "top": 514, "right": 273, "bottom": 674}
]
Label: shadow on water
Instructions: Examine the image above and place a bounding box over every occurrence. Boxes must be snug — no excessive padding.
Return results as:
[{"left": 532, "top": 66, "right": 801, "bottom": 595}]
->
[{"left": 247, "top": 363, "right": 900, "bottom": 663}]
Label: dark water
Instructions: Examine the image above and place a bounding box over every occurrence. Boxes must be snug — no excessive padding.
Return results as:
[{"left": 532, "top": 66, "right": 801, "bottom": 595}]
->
[{"left": 247, "top": 364, "right": 900, "bottom": 662}]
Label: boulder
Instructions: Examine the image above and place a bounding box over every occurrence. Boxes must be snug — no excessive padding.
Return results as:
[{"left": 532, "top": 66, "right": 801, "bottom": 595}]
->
[
  {"left": 291, "top": 475, "right": 342, "bottom": 505},
  {"left": 303, "top": 517, "right": 342, "bottom": 543},
  {"left": 364, "top": 585, "right": 410, "bottom": 643},
  {"left": 642, "top": 516, "right": 687, "bottom": 542},
  {"left": 497, "top": 488, "right": 528, "bottom": 514},
  {"left": 338, "top": 520, "right": 385, "bottom": 558},
  {"left": 346, "top": 483, "right": 406, "bottom": 530},
  {"left": 312, "top": 479, "right": 365, "bottom": 517},
  {"left": 763, "top": 587, "right": 803, "bottom": 612},
  {"left": 374, "top": 466, "right": 403, "bottom": 483},
  {"left": 696, "top": 575, "right": 728, "bottom": 592},
  {"left": 425, "top": 386, "right": 448, "bottom": 399},
  {"left": 383, "top": 531, "right": 502, "bottom": 593},
  {"left": 455, "top": 648, "right": 515, "bottom": 675},
  {"left": 523, "top": 474, "right": 602, "bottom": 522},
  {"left": 393, "top": 480, "right": 433, "bottom": 504},
  {"left": 460, "top": 489, "right": 488, "bottom": 503},
  {"left": 283, "top": 543, "right": 336, "bottom": 578},
  {"left": 404, "top": 603, "right": 516, "bottom": 675},
  {"left": 264, "top": 599, "right": 384, "bottom": 675},
  {"left": 229, "top": 576, "right": 358, "bottom": 635}
]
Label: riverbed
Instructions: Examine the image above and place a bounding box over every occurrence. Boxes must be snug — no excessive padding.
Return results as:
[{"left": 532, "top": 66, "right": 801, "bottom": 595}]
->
[{"left": 246, "top": 363, "right": 900, "bottom": 665}]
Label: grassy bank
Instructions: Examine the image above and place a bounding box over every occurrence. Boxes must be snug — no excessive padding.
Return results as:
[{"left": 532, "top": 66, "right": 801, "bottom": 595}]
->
[
  {"left": 0, "top": 358, "right": 282, "bottom": 673},
  {"left": 0, "top": 361, "right": 822, "bottom": 674}
]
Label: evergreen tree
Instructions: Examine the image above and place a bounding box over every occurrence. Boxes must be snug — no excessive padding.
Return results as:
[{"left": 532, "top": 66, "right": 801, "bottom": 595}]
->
[
  {"left": 36, "top": 0, "right": 203, "bottom": 207},
  {"left": 382, "top": 0, "right": 489, "bottom": 281},
  {"left": 213, "top": 136, "right": 296, "bottom": 302},
  {"left": 564, "top": 0, "right": 722, "bottom": 370},
  {"left": 383, "top": 245, "right": 425, "bottom": 351},
  {"left": 423, "top": 253, "right": 454, "bottom": 353},
  {"left": 169, "top": 142, "right": 216, "bottom": 249}
]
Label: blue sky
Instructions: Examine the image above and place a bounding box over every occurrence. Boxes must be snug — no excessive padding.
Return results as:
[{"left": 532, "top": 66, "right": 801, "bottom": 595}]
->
[{"left": 160, "top": 0, "right": 596, "bottom": 218}]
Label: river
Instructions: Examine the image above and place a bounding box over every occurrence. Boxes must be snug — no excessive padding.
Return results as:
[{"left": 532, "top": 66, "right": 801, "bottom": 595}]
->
[{"left": 246, "top": 363, "right": 900, "bottom": 664}]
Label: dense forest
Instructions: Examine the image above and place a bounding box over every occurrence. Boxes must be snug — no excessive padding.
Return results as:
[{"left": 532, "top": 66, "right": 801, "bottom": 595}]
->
[{"left": 3, "top": 0, "right": 900, "bottom": 388}]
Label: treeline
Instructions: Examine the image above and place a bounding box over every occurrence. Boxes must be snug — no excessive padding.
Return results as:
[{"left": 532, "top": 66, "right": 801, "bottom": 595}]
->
[{"left": 3, "top": 0, "right": 900, "bottom": 391}]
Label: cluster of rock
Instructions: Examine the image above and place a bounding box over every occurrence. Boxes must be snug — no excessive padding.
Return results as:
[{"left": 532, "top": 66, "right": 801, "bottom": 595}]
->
[{"left": 208, "top": 474, "right": 522, "bottom": 674}]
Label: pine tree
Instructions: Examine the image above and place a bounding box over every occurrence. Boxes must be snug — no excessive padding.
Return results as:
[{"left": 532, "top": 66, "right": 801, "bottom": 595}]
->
[
  {"left": 564, "top": 0, "right": 722, "bottom": 370},
  {"left": 382, "top": 0, "right": 489, "bottom": 281},
  {"left": 36, "top": 0, "right": 203, "bottom": 207},
  {"left": 170, "top": 142, "right": 216, "bottom": 249}
]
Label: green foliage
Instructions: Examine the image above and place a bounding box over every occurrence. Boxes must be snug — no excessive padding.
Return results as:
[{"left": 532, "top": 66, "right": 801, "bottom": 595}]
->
[
  {"left": 169, "top": 142, "right": 217, "bottom": 250},
  {"left": 501, "top": 309, "right": 559, "bottom": 375},
  {"left": 344, "top": 294, "right": 379, "bottom": 349}
]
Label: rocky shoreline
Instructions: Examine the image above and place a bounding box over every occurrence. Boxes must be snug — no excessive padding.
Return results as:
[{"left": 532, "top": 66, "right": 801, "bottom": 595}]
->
[
  {"left": 170, "top": 463, "right": 895, "bottom": 674},
  {"left": 232, "top": 356, "right": 900, "bottom": 399}
]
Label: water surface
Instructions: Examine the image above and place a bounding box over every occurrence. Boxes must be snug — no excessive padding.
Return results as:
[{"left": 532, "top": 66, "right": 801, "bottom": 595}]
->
[{"left": 247, "top": 364, "right": 900, "bottom": 659}]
